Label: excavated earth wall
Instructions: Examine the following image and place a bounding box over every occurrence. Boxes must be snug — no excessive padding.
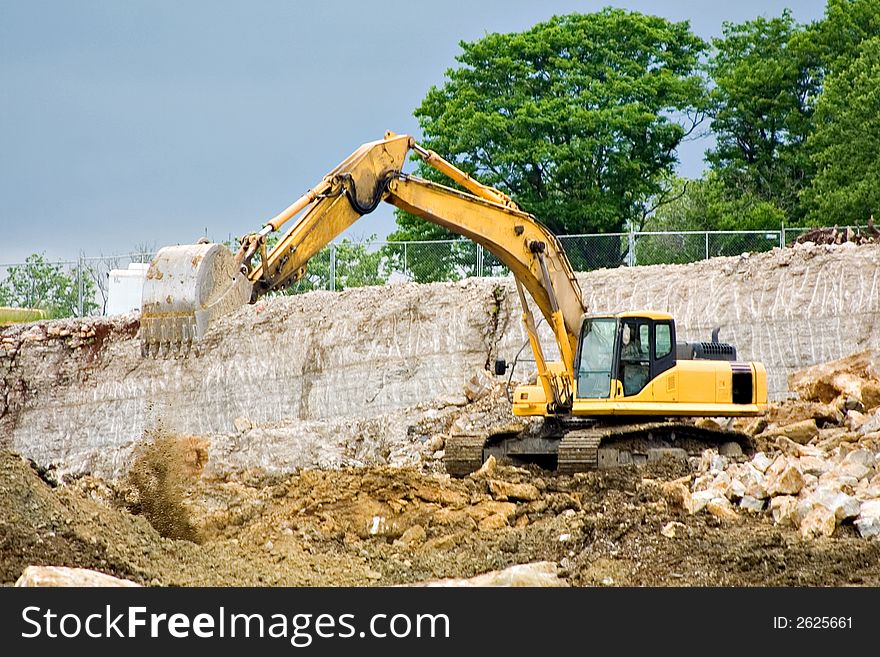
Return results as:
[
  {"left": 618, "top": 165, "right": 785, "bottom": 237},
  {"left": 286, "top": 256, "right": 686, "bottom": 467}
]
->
[{"left": 2, "top": 242, "right": 879, "bottom": 478}]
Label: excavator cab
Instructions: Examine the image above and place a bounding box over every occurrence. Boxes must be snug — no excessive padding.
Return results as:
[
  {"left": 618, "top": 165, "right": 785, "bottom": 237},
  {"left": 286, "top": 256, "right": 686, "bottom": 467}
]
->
[{"left": 575, "top": 312, "right": 676, "bottom": 400}]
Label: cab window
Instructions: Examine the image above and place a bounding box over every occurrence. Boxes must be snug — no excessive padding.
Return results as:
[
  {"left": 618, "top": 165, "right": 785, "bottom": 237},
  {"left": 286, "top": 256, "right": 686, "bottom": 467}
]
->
[
  {"left": 655, "top": 323, "right": 672, "bottom": 359},
  {"left": 620, "top": 319, "right": 650, "bottom": 396},
  {"left": 576, "top": 318, "right": 616, "bottom": 398}
]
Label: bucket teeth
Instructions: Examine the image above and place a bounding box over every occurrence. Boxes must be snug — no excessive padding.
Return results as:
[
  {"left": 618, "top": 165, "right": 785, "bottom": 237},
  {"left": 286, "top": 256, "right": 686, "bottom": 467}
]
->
[{"left": 139, "top": 243, "right": 253, "bottom": 358}]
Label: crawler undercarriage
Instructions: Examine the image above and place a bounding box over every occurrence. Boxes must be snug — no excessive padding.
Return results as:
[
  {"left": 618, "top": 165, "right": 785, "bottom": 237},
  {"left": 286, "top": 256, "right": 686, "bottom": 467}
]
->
[{"left": 443, "top": 418, "right": 751, "bottom": 476}]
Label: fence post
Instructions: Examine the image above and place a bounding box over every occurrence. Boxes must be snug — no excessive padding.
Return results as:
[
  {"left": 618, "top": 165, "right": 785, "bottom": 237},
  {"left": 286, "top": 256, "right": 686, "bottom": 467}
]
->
[
  {"left": 403, "top": 242, "right": 408, "bottom": 279},
  {"left": 705, "top": 232, "right": 709, "bottom": 260},
  {"left": 780, "top": 222, "right": 785, "bottom": 249},
  {"left": 329, "top": 243, "right": 336, "bottom": 292},
  {"left": 627, "top": 227, "right": 636, "bottom": 267},
  {"left": 476, "top": 243, "right": 483, "bottom": 277},
  {"left": 77, "top": 253, "right": 84, "bottom": 317}
]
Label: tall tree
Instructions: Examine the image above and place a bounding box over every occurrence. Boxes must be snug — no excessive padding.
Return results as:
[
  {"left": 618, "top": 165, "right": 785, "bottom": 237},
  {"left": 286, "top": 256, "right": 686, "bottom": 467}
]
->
[
  {"left": 802, "top": 36, "right": 880, "bottom": 225},
  {"left": 391, "top": 9, "right": 708, "bottom": 269},
  {"left": 706, "top": 11, "right": 822, "bottom": 223}
]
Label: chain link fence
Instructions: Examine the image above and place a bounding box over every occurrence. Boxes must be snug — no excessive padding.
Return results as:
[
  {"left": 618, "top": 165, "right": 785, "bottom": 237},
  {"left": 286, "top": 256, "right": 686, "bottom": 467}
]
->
[{"left": 0, "top": 226, "right": 861, "bottom": 317}]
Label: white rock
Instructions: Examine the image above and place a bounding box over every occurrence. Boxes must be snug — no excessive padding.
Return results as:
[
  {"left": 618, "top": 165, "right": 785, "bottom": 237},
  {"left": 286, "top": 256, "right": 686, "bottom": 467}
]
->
[
  {"left": 415, "top": 561, "right": 568, "bottom": 587},
  {"left": 854, "top": 500, "right": 880, "bottom": 538},
  {"left": 739, "top": 495, "right": 765, "bottom": 513},
  {"left": 798, "top": 456, "right": 830, "bottom": 477},
  {"left": 854, "top": 516, "right": 880, "bottom": 538},
  {"left": 833, "top": 461, "right": 872, "bottom": 481},
  {"left": 688, "top": 490, "right": 716, "bottom": 514},
  {"left": 844, "top": 449, "right": 876, "bottom": 469},
  {"left": 726, "top": 478, "right": 747, "bottom": 501},
  {"left": 770, "top": 496, "right": 799, "bottom": 527},
  {"left": 710, "top": 454, "right": 729, "bottom": 472},
  {"left": 16, "top": 566, "right": 140, "bottom": 587},
  {"left": 751, "top": 452, "right": 774, "bottom": 473},
  {"left": 808, "top": 488, "right": 861, "bottom": 521}
]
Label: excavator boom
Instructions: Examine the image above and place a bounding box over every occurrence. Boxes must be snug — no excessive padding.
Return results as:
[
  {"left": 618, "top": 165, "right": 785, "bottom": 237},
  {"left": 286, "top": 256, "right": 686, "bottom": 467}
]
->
[{"left": 141, "top": 132, "right": 586, "bottom": 408}]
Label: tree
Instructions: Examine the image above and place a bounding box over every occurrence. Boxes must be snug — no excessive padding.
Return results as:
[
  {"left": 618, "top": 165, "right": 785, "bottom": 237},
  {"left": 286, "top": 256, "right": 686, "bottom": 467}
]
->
[
  {"left": 802, "top": 36, "right": 880, "bottom": 225},
  {"left": 391, "top": 9, "right": 708, "bottom": 271},
  {"left": 0, "top": 253, "right": 97, "bottom": 318},
  {"left": 706, "top": 11, "right": 822, "bottom": 223}
]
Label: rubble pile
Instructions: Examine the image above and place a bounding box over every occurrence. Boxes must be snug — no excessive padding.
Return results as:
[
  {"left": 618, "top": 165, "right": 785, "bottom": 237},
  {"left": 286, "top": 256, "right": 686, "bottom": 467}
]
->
[
  {"left": 794, "top": 220, "right": 880, "bottom": 246},
  {"left": 683, "top": 351, "right": 880, "bottom": 539}
]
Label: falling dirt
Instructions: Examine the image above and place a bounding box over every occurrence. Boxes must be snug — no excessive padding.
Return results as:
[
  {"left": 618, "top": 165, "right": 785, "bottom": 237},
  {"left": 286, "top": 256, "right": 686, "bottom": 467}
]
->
[{"left": 3, "top": 443, "right": 879, "bottom": 587}]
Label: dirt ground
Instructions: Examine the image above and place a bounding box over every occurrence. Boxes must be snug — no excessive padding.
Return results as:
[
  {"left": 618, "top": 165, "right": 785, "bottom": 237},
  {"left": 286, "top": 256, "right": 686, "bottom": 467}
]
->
[{"left": 3, "top": 440, "right": 879, "bottom": 587}]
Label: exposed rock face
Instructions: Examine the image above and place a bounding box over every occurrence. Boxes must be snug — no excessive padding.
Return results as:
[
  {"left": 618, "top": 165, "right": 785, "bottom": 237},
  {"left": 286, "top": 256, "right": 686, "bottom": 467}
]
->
[{"left": 2, "top": 243, "right": 880, "bottom": 478}]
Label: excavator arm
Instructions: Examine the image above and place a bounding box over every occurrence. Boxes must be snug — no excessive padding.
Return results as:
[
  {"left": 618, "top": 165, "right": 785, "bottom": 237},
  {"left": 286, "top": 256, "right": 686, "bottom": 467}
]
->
[{"left": 141, "top": 132, "right": 587, "bottom": 410}]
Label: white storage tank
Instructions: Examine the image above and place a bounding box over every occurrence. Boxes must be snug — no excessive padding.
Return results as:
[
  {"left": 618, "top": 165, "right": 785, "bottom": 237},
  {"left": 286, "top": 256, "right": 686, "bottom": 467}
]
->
[{"left": 106, "top": 262, "right": 149, "bottom": 315}]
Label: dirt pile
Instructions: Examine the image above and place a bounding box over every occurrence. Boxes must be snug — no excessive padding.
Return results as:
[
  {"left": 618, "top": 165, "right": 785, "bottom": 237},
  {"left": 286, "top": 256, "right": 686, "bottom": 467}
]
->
[{"left": 4, "top": 432, "right": 880, "bottom": 587}]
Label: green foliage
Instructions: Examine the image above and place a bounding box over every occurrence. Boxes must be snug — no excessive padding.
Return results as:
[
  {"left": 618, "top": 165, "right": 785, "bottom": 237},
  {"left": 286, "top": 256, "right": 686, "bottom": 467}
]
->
[
  {"left": 814, "top": 0, "right": 880, "bottom": 76},
  {"left": 392, "top": 8, "right": 708, "bottom": 273},
  {"left": 802, "top": 36, "right": 880, "bottom": 225},
  {"left": 706, "top": 11, "right": 821, "bottom": 223},
  {"left": 0, "top": 253, "right": 97, "bottom": 318},
  {"left": 646, "top": 175, "right": 786, "bottom": 232},
  {"left": 287, "top": 236, "right": 388, "bottom": 293}
]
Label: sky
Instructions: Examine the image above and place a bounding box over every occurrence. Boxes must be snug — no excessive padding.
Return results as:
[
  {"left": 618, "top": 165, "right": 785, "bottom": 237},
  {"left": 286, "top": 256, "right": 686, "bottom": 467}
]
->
[{"left": 0, "top": 0, "right": 828, "bottom": 264}]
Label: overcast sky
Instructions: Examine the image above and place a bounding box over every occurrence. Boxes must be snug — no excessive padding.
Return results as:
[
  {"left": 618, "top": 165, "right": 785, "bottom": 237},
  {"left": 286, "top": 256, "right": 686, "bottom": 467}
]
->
[{"left": 0, "top": 0, "right": 827, "bottom": 264}]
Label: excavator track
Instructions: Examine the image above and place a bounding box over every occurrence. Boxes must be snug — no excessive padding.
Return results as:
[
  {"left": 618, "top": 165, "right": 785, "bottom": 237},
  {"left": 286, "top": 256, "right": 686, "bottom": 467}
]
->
[
  {"left": 556, "top": 430, "right": 602, "bottom": 474},
  {"left": 444, "top": 434, "right": 487, "bottom": 477},
  {"left": 443, "top": 420, "right": 750, "bottom": 477}
]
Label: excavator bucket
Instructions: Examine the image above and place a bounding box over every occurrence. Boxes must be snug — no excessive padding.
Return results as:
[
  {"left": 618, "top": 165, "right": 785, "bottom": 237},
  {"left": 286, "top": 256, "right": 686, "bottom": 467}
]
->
[{"left": 140, "top": 243, "right": 253, "bottom": 357}]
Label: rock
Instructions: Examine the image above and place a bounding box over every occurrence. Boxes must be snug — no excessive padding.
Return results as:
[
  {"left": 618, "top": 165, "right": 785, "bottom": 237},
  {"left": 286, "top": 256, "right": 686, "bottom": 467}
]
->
[
  {"left": 855, "top": 500, "right": 880, "bottom": 538},
  {"left": 834, "top": 461, "right": 872, "bottom": 481},
  {"left": 661, "top": 521, "right": 685, "bottom": 538},
  {"left": 696, "top": 418, "right": 722, "bottom": 431},
  {"left": 424, "top": 435, "right": 445, "bottom": 453},
  {"left": 414, "top": 561, "right": 568, "bottom": 587},
  {"left": 394, "top": 525, "right": 427, "bottom": 548},
  {"left": 751, "top": 452, "right": 774, "bottom": 473},
  {"left": 661, "top": 481, "right": 692, "bottom": 510},
  {"left": 798, "top": 456, "right": 830, "bottom": 477},
  {"left": 707, "top": 497, "right": 739, "bottom": 521},
  {"left": 789, "top": 352, "right": 880, "bottom": 404},
  {"left": 766, "top": 462, "right": 805, "bottom": 496},
  {"left": 464, "top": 369, "right": 495, "bottom": 403},
  {"left": 478, "top": 513, "right": 509, "bottom": 531},
  {"left": 687, "top": 490, "right": 716, "bottom": 514},
  {"left": 844, "top": 449, "right": 877, "bottom": 469},
  {"left": 766, "top": 419, "right": 819, "bottom": 445},
  {"left": 15, "top": 566, "right": 141, "bottom": 587},
  {"left": 846, "top": 410, "right": 867, "bottom": 432},
  {"left": 770, "top": 496, "right": 799, "bottom": 527},
  {"left": 473, "top": 455, "right": 497, "bottom": 478},
  {"left": 808, "top": 488, "right": 861, "bottom": 521},
  {"left": 739, "top": 495, "right": 765, "bottom": 513},
  {"left": 861, "top": 381, "right": 880, "bottom": 410},
  {"left": 800, "top": 506, "right": 838, "bottom": 538},
  {"left": 726, "top": 477, "right": 746, "bottom": 500},
  {"left": 488, "top": 479, "right": 540, "bottom": 502},
  {"left": 858, "top": 408, "right": 880, "bottom": 435},
  {"left": 745, "top": 417, "right": 769, "bottom": 436}
]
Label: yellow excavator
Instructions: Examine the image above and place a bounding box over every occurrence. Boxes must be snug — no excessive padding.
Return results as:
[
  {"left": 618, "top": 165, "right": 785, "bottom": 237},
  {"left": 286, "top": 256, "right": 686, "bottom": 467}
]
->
[{"left": 141, "top": 131, "right": 767, "bottom": 475}]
